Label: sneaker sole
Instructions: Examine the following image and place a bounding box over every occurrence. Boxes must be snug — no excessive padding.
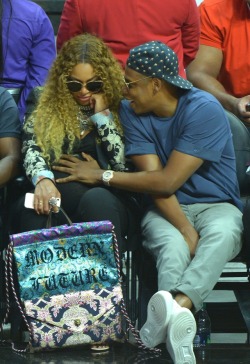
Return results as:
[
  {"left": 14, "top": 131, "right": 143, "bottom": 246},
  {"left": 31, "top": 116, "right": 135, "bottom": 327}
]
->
[
  {"left": 166, "top": 307, "right": 196, "bottom": 364},
  {"left": 140, "top": 290, "right": 173, "bottom": 348}
]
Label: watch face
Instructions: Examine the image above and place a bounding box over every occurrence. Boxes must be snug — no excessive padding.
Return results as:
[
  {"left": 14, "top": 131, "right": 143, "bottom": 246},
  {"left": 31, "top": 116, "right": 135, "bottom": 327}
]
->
[
  {"left": 103, "top": 170, "right": 114, "bottom": 185},
  {"left": 105, "top": 171, "right": 112, "bottom": 178}
]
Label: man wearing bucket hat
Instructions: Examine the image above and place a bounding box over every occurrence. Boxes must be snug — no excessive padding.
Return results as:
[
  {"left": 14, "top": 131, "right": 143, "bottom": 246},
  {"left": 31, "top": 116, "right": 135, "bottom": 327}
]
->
[{"left": 53, "top": 41, "right": 243, "bottom": 363}]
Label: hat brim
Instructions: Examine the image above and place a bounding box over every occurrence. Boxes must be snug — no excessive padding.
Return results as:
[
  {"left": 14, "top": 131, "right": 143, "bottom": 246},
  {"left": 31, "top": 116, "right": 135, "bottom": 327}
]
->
[{"left": 163, "top": 75, "right": 193, "bottom": 90}]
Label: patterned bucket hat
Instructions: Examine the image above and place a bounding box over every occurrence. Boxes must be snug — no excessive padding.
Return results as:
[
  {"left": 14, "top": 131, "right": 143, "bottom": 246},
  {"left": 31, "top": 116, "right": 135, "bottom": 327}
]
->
[{"left": 126, "top": 41, "right": 192, "bottom": 90}]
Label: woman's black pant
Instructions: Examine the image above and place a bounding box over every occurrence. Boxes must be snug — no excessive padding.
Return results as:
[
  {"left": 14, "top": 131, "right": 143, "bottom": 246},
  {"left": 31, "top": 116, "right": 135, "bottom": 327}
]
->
[{"left": 12, "top": 176, "right": 141, "bottom": 252}]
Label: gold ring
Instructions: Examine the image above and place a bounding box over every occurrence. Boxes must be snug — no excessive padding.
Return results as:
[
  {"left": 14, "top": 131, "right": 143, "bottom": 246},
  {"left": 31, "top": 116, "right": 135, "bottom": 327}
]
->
[{"left": 39, "top": 201, "right": 43, "bottom": 205}]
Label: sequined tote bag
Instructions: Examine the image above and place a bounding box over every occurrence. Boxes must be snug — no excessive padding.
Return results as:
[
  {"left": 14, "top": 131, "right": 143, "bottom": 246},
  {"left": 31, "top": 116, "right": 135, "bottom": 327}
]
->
[{"left": 4, "top": 218, "right": 128, "bottom": 353}]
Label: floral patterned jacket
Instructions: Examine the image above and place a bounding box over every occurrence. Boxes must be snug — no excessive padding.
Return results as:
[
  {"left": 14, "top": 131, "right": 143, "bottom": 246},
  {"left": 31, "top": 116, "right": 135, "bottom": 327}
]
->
[{"left": 22, "top": 87, "right": 129, "bottom": 186}]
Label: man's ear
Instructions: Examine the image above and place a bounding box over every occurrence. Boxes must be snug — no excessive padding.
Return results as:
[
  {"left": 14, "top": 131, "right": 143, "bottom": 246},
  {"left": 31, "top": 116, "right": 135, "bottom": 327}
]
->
[{"left": 152, "top": 78, "right": 161, "bottom": 94}]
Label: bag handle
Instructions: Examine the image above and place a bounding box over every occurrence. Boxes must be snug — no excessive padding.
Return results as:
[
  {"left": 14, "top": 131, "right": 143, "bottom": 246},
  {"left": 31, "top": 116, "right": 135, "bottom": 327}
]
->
[
  {"left": 46, "top": 206, "right": 73, "bottom": 229},
  {"left": 111, "top": 226, "right": 161, "bottom": 355},
  {"left": 0, "top": 208, "right": 72, "bottom": 353},
  {"left": 0, "top": 247, "right": 12, "bottom": 347},
  {"left": 0, "top": 242, "right": 31, "bottom": 352}
]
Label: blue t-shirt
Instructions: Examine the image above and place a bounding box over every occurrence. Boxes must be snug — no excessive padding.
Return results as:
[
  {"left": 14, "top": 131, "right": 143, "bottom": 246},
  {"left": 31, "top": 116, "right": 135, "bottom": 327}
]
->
[
  {"left": 119, "top": 87, "right": 242, "bottom": 211},
  {"left": 0, "top": 87, "right": 21, "bottom": 138}
]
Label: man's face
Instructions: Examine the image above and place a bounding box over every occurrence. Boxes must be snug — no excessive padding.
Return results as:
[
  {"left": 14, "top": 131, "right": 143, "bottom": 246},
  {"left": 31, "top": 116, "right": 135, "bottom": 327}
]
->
[{"left": 123, "top": 68, "right": 154, "bottom": 115}]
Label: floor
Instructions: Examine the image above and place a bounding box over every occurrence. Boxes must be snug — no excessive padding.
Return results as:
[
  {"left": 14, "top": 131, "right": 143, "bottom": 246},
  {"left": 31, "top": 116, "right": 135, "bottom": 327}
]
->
[
  {"left": 1, "top": 291, "right": 250, "bottom": 364},
  {"left": 0, "top": 338, "right": 250, "bottom": 363}
]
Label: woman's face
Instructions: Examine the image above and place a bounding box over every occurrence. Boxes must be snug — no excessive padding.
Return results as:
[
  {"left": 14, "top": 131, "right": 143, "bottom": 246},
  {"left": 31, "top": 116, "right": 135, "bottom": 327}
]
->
[{"left": 67, "top": 63, "right": 103, "bottom": 106}]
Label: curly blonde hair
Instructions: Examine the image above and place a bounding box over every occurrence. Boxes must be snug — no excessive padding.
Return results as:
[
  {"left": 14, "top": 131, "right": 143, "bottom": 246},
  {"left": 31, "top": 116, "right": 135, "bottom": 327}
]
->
[{"left": 27, "top": 33, "right": 125, "bottom": 164}]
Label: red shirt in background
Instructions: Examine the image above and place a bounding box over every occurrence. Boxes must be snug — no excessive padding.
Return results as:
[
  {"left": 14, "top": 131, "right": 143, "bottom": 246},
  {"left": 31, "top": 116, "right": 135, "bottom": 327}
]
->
[
  {"left": 199, "top": 0, "right": 250, "bottom": 98},
  {"left": 56, "top": 0, "right": 200, "bottom": 78}
]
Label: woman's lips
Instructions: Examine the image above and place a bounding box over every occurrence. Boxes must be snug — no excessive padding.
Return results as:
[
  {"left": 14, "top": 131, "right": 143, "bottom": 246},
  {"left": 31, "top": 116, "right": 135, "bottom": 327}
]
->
[{"left": 77, "top": 95, "right": 90, "bottom": 101}]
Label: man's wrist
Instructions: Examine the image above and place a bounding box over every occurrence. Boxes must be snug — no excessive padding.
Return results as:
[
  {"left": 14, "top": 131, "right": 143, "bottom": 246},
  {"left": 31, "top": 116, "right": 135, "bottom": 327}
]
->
[{"left": 102, "top": 170, "right": 114, "bottom": 186}]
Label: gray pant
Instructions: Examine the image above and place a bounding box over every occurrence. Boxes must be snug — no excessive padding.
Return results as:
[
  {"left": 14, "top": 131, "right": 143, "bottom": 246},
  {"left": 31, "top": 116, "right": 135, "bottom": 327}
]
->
[{"left": 142, "top": 202, "right": 243, "bottom": 311}]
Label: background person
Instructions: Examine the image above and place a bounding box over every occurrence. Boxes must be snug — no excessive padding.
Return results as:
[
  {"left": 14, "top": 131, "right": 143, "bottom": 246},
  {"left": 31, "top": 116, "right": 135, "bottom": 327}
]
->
[
  {"left": 0, "top": 85, "right": 21, "bottom": 240},
  {"left": 0, "top": 0, "right": 56, "bottom": 122},
  {"left": 0, "top": 86, "right": 21, "bottom": 193},
  {"left": 56, "top": 0, "right": 200, "bottom": 78},
  {"left": 186, "top": 0, "right": 250, "bottom": 125},
  {"left": 0, "top": 85, "right": 21, "bottom": 329}
]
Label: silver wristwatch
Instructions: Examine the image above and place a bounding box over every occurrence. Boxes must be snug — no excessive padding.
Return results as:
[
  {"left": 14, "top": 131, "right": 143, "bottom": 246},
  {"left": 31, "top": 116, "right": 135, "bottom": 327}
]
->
[{"left": 102, "top": 170, "right": 114, "bottom": 186}]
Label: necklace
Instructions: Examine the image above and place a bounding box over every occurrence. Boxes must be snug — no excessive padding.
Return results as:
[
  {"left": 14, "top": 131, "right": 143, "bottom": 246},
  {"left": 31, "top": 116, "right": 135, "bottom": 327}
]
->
[
  {"left": 80, "top": 105, "right": 93, "bottom": 117},
  {"left": 78, "top": 105, "right": 94, "bottom": 136}
]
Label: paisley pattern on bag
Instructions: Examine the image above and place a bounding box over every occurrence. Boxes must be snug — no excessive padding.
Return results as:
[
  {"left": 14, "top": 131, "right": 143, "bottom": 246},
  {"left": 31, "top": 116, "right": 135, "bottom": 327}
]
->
[{"left": 24, "top": 285, "right": 125, "bottom": 351}]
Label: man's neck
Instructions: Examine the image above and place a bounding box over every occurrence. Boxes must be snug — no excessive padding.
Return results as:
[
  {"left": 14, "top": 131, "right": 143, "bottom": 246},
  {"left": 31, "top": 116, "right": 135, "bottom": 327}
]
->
[{"left": 153, "top": 99, "right": 179, "bottom": 118}]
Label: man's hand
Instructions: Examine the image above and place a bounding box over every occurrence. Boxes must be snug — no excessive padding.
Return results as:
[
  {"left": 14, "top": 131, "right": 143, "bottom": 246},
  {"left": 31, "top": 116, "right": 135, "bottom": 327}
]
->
[
  {"left": 52, "top": 153, "right": 101, "bottom": 184},
  {"left": 235, "top": 96, "right": 250, "bottom": 124},
  {"left": 180, "top": 224, "right": 199, "bottom": 257}
]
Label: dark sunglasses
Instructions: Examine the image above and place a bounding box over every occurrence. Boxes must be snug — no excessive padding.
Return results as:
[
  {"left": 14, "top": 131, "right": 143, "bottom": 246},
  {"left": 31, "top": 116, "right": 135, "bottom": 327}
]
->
[{"left": 66, "top": 78, "right": 103, "bottom": 93}]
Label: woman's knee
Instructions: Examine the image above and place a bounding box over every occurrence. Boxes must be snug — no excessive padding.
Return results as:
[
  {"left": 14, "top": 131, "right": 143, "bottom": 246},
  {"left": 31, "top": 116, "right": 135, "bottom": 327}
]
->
[
  {"left": 81, "top": 187, "right": 116, "bottom": 206},
  {"left": 78, "top": 187, "right": 127, "bottom": 224}
]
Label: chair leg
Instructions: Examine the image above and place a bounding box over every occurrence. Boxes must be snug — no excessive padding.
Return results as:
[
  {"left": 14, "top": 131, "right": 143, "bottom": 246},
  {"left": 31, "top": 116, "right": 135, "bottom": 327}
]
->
[
  {"left": 123, "top": 250, "right": 138, "bottom": 327},
  {"left": 234, "top": 290, "right": 250, "bottom": 344},
  {"left": 136, "top": 248, "right": 158, "bottom": 330},
  {"left": 130, "top": 251, "right": 138, "bottom": 326}
]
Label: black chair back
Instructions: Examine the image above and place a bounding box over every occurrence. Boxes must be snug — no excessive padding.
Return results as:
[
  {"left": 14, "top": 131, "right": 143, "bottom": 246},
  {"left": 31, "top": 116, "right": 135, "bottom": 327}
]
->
[
  {"left": 225, "top": 110, "right": 250, "bottom": 196},
  {"left": 225, "top": 110, "right": 250, "bottom": 276}
]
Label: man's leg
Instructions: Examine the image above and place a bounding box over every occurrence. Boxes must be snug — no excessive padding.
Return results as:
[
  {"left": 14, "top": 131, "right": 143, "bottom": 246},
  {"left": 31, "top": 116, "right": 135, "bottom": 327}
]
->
[
  {"left": 142, "top": 208, "right": 192, "bottom": 292},
  {"left": 140, "top": 208, "right": 196, "bottom": 363},
  {"left": 174, "top": 202, "right": 243, "bottom": 311},
  {"left": 139, "top": 202, "right": 242, "bottom": 363}
]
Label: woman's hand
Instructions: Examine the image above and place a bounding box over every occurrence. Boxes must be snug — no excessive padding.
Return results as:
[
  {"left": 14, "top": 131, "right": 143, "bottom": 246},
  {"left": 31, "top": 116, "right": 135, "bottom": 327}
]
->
[
  {"left": 90, "top": 93, "right": 108, "bottom": 114},
  {"left": 34, "top": 179, "right": 61, "bottom": 214},
  {"left": 52, "top": 153, "right": 101, "bottom": 184}
]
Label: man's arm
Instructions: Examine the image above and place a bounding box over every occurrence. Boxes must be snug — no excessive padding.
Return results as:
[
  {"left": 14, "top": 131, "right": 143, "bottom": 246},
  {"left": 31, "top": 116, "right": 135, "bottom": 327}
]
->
[
  {"left": 131, "top": 153, "right": 199, "bottom": 255},
  {"left": 100, "top": 149, "right": 204, "bottom": 196},
  {"left": 53, "top": 150, "right": 201, "bottom": 254},
  {"left": 186, "top": 45, "right": 229, "bottom": 106},
  {"left": 186, "top": 46, "right": 250, "bottom": 123},
  {"left": 0, "top": 137, "right": 21, "bottom": 188},
  {"left": 54, "top": 149, "right": 204, "bottom": 194}
]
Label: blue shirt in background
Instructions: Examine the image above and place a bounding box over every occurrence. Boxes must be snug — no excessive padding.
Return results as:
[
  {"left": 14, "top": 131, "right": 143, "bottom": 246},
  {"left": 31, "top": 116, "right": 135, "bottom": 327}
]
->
[{"left": 0, "top": 86, "right": 21, "bottom": 138}]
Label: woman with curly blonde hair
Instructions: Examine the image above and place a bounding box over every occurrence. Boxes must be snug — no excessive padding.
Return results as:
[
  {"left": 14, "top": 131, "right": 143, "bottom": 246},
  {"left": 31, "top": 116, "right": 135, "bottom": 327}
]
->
[{"left": 13, "top": 33, "right": 140, "bottom": 256}]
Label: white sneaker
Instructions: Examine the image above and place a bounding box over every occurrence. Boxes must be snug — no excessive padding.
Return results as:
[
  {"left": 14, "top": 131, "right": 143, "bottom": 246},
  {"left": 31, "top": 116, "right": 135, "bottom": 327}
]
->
[
  {"left": 166, "top": 302, "right": 196, "bottom": 364},
  {"left": 139, "top": 290, "right": 174, "bottom": 348}
]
